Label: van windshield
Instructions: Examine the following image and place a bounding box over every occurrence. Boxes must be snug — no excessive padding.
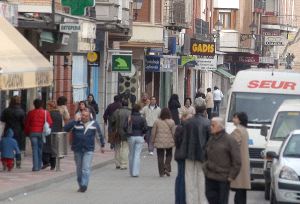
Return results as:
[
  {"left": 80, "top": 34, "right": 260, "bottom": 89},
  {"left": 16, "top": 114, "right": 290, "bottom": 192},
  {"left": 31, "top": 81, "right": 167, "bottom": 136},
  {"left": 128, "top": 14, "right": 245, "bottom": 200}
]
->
[
  {"left": 227, "top": 92, "right": 299, "bottom": 124},
  {"left": 271, "top": 112, "right": 300, "bottom": 141}
]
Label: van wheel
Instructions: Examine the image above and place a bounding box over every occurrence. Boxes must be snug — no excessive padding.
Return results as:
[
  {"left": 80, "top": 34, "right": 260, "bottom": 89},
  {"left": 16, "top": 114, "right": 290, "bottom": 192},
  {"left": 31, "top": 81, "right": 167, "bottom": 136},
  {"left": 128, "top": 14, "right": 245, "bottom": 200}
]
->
[
  {"left": 265, "top": 182, "right": 270, "bottom": 200},
  {"left": 270, "top": 190, "right": 277, "bottom": 204}
]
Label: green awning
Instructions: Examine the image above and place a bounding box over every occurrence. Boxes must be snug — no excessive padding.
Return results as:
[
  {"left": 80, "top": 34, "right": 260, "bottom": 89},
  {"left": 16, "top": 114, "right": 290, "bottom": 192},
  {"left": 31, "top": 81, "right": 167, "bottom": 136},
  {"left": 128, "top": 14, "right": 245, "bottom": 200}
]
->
[{"left": 213, "top": 68, "right": 235, "bottom": 83}]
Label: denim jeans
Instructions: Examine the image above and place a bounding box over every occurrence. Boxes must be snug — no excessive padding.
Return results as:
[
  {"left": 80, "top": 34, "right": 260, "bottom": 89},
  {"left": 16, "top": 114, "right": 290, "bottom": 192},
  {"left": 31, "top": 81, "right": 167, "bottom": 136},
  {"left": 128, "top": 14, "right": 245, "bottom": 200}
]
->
[
  {"left": 30, "top": 133, "right": 43, "bottom": 171},
  {"left": 74, "top": 151, "right": 94, "bottom": 188},
  {"left": 213, "top": 100, "right": 221, "bottom": 116},
  {"left": 145, "top": 127, "right": 154, "bottom": 152},
  {"left": 128, "top": 136, "right": 144, "bottom": 177},
  {"left": 175, "top": 160, "right": 186, "bottom": 204}
]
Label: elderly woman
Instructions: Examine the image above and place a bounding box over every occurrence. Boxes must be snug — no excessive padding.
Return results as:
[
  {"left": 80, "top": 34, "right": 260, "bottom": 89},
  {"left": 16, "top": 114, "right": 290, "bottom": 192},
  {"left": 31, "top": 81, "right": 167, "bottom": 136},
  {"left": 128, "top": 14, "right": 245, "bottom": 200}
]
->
[
  {"left": 152, "top": 108, "right": 176, "bottom": 177},
  {"left": 42, "top": 101, "right": 63, "bottom": 170},
  {"left": 25, "top": 99, "right": 53, "bottom": 171},
  {"left": 230, "top": 112, "right": 251, "bottom": 204}
]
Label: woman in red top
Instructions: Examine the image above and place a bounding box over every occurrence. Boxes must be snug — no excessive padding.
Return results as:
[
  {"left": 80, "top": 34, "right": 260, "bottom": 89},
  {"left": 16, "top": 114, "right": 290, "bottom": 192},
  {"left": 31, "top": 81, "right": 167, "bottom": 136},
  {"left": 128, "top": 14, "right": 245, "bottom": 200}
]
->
[{"left": 25, "top": 99, "right": 53, "bottom": 171}]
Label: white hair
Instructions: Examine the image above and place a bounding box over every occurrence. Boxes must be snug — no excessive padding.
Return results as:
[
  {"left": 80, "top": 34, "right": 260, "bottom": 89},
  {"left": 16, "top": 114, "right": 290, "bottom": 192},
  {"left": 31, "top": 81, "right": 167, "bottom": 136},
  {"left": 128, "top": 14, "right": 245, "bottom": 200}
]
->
[{"left": 211, "top": 117, "right": 225, "bottom": 129}]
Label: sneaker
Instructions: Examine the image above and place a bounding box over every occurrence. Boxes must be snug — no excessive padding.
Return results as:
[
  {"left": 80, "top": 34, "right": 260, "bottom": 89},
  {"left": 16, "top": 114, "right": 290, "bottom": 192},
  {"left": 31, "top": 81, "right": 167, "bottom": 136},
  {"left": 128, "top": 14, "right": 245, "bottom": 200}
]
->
[
  {"left": 148, "top": 152, "right": 154, "bottom": 156},
  {"left": 79, "top": 186, "right": 87, "bottom": 193}
]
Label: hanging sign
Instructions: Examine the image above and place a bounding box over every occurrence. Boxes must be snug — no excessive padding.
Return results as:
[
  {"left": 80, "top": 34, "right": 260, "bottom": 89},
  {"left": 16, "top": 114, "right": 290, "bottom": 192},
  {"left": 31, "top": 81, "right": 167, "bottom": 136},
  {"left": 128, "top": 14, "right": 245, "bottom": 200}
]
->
[
  {"left": 190, "top": 39, "right": 215, "bottom": 56},
  {"left": 112, "top": 54, "right": 132, "bottom": 72},
  {"left": 194, "top": 56, "right": 217, "bottom": 70}
]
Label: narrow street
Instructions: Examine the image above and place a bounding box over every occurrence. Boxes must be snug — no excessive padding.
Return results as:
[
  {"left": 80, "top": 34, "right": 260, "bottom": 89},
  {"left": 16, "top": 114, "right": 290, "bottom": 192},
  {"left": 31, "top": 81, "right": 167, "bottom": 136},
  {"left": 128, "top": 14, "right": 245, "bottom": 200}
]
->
[{"left": 3, "top": 152, "right": 268, "bottom": 204}]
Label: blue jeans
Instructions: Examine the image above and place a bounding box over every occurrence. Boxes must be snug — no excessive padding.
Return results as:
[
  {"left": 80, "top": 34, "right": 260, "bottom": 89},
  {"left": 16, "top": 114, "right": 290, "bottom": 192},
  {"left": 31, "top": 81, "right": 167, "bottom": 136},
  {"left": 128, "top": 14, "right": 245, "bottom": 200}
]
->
[
  {"left": 74, "top": 151, "right": 94, "bottom": 188},
  {"left": 213, "top": 100, "right": 221, "bottom": 116},
  {"left": 175, "top": 160, "right": 186, "bottom": 204},
  {"left": 145, "top": 127, "right": 154, "bottom": 152},
  {"left": 30, "top": 133, "right": 43, "bottom": 171},
  {"left": 128, "top": 136, "right": 144, "bottom": 177}
]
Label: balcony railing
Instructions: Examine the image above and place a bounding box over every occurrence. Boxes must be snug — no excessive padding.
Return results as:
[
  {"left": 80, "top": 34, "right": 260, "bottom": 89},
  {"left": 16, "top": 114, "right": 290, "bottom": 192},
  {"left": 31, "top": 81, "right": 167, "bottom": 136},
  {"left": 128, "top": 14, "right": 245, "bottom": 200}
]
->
[{"left": 261, "top": 15, "right": 299, "bottom": 27}]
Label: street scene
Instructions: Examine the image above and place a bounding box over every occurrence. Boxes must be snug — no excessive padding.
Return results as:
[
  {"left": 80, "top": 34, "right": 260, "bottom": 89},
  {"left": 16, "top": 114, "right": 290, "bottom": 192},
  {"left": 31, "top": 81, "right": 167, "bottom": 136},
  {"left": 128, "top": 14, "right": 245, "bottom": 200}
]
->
[{"left": 1, "top": 0, "right": 300, "bottom": 204}]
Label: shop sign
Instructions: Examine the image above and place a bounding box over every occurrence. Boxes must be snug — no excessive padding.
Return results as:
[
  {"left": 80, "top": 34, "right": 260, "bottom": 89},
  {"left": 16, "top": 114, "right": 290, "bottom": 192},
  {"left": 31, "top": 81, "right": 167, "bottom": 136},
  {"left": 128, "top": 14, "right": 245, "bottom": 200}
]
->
[
  {"left": 2, "top": 73, "right": 24, "bottom": 89},
  {"left": 145, "top": 55, "right": 160, "bottom": 72},
  {"left": 180, "top": 55, "right": 197, "bottom": 66},
  {"left": 112, "top": 54, "right": 132, "bottom": 72},
  {"left": 160, "top": 56, "right": 178, "bottom": 72},
  {"left": 87, "top": 52, "right": 100, "bottom": 65},
  {"left": 261, "top": 29, "right": 280, "bottom": 36},
  {"left": 190, "top": 39, "right": 215, "bottom": 56},
  {"left": 225, "top": 54, "right": 259, "bottom": 65},
  {"left": 60, "top": 23, "right": 81, "bottom": 33},
  {"left": 61, "top": 0, "right": 95, "bottom": 16},
  {"left": 194, "top": 56, "right": 217, "bottom": 71},
  {"left": 0, "top": 2, "right": 18, "bottom": 26},
  {"left": 264, "top": 36, "right": 287, "bottom": 46}
]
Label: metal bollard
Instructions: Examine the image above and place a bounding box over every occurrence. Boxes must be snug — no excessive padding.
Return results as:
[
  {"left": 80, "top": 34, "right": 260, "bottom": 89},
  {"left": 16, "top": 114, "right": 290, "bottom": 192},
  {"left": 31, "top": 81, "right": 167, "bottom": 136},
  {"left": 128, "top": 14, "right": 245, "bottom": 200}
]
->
[{"left": 51, "top": 132, "right": 68, "bottom": 171}]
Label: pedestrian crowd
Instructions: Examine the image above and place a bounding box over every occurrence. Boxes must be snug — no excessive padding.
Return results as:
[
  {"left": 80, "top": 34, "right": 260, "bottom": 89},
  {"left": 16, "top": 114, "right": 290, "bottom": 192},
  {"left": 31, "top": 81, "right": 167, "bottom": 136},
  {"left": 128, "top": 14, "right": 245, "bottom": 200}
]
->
[{"left": 0, "top": 86, "right": 251, "bottom": 203}]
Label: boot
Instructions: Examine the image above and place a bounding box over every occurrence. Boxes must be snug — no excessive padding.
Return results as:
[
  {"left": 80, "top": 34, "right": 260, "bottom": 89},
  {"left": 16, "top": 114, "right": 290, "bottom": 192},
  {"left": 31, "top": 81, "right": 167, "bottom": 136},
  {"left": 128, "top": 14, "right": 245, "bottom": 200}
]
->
[{"left": 16, "top": 160, "right": 21, "bottom": 169}]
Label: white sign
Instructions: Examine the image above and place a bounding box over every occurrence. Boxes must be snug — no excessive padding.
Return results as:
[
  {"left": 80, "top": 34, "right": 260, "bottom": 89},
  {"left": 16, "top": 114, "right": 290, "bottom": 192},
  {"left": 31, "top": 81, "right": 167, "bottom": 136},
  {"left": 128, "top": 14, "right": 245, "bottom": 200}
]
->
[
  {"left": 60, "top": 24, "right": 81, "bottom": 33},
  {"left": 160, "top": 56, "right": 179, "bottom": 72},
  {"left": 61, "top": 34, "right": 70, "bottom": 45},
  {"left": 194, "top": 56, "right": 217, "bottom": 70},
  {"left": 264, "top": 36, "right": 287, "bottom": 46}
]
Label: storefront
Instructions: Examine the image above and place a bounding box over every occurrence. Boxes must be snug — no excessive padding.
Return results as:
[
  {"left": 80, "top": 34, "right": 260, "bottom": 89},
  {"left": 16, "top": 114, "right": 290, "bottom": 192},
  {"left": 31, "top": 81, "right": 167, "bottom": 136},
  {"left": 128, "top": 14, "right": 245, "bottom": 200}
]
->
[{"left": 0, "top": 17, "right": 53, "bottom": 112}]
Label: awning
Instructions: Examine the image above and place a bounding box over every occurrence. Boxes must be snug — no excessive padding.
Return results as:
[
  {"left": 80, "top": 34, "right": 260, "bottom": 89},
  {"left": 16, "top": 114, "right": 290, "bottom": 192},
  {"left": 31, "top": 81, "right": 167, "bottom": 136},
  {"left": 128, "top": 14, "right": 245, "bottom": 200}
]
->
[
  {"left": 213, "top": 68, "right": 235, "bottom": 83},
  {"left": 0, "top": 17, "right": 53, "bottom": 90}
]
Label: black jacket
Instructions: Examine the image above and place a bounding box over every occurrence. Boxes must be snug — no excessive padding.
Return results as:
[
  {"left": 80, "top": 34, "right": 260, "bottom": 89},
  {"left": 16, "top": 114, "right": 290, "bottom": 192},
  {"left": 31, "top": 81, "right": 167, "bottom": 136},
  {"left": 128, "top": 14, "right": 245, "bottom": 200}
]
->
[
  {"left": 174, "top": 124, "right": 184, "bottom": 161},
  {"left": 1, "top": 106, "right": 26, "bottom": 151},
  {"left": 178, "top": 113, "right": 210, "bottom": 162},
  {"left": 168, "top": 100, "right": 181, "bottom": 125},
  {"left": 126, "top": 112, "right": 147, "bottom": 137}
]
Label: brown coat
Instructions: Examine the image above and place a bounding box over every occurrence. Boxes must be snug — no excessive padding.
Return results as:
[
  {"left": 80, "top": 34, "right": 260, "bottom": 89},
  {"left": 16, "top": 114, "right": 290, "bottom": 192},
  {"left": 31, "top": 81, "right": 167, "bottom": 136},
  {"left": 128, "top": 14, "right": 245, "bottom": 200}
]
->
[
  {"left": 203, "top": 130, "right": 241, "bottom": 182},
  {"left": 152, "top": 119, "right": 176, "bottom": 149},
  {"left": 205, "top": 92, "right": 214, "bottom": 109},
  {"left": 230, "top": 125, "right": 251, "bottom": 189}
]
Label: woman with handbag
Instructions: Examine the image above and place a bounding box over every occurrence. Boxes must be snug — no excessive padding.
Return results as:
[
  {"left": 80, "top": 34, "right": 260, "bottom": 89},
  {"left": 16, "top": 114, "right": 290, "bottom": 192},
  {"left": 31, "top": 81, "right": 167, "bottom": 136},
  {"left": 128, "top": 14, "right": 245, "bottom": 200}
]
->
[
  {"left": 25, "top": 99, "right": 53, "bottom": 171},
  {"left": 42, "top": 101, "right": 63, "bottom": 170},
  {"left": 151, "top": 108, "right": 176, "bottom": 177},
  {"left": 124, "top": 104, "right": 147, "bottom": 177}
]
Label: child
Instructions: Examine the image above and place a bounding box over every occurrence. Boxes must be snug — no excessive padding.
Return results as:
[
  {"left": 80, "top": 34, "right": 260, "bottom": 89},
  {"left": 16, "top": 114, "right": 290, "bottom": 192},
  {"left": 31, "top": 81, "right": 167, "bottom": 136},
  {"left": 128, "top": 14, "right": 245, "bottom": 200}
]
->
[{"left": 0, "top": 127, "right": 21, "bottom": 171}]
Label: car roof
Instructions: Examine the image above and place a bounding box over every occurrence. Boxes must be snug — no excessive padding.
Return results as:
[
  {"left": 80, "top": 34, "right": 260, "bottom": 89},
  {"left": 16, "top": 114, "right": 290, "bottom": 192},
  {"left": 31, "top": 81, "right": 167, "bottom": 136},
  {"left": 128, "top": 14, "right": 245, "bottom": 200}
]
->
[{"left": 277, "top": 100, "right": 300, "bottom": 111}]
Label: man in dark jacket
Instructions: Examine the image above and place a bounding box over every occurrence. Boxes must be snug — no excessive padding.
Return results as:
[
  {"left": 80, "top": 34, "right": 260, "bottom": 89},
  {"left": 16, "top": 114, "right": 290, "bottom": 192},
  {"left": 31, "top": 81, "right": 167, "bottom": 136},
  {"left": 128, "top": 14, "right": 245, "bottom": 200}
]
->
[
  {"left": 64, "top": 109, "right": 105, "bottom": 193},
  {"left": 203, "top": 117, "right": 241, "bottom": 204},
  {"left": 177, "top": 105, "right": 210, "bottom": 204},
  {"left": 103, "top": 95, "right": 122, "bottom": 148},
  {"left": 111, "top": 100, "right": 131, "bottom": 169}
]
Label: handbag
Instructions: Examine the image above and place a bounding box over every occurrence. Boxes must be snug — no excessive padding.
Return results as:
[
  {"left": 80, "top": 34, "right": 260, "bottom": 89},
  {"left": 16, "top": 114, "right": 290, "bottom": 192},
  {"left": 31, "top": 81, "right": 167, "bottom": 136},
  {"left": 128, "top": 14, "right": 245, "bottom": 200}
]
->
[{"left": 42, "top": 110, "right": 51, "bottom": 137}]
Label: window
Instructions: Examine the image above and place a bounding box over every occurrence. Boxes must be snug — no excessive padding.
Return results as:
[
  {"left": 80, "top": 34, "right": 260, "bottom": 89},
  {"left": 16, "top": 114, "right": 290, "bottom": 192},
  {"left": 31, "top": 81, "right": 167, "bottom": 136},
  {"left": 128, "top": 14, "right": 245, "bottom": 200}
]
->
[
  {"left": 283, "top": 134, "right": 300, "bottom": 157},
  {"left": 271, "top": 112, "right": 300, "bottom": 140},
  {"left": 219, "top": 12, "right": 231, "bottom": 29},
  {"left": 227, "top": 92, "right": 299, "bottom": 124}
]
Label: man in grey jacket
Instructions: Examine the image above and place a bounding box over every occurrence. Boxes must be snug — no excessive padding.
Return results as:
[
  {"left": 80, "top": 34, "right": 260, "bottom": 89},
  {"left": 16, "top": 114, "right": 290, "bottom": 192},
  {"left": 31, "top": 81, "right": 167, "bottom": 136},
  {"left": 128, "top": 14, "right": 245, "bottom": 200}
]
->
[
  {"left": 178, "top": 105, "right": 210, "bottom": 204},
  {"left": 203, "top": 117, "right": 241, "bottom": 204}
]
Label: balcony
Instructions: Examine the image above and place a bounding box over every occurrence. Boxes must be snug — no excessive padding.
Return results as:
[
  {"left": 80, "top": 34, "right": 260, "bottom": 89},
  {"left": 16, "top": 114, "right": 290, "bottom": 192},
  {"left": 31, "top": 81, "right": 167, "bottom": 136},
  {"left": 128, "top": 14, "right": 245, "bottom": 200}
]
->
[{"left": 8, "top": 0, "right": 63, "bottom": 13}]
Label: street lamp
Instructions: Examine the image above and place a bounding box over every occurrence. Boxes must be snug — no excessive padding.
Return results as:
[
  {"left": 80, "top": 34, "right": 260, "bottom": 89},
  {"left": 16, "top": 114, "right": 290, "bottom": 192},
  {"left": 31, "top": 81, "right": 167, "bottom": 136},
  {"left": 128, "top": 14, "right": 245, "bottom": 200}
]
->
[
  {"left": 214, "top": 20, "right": 223, "bottom": 51},
  {"left": 249, "top": 21, "right": 257, "bottom": 51}
]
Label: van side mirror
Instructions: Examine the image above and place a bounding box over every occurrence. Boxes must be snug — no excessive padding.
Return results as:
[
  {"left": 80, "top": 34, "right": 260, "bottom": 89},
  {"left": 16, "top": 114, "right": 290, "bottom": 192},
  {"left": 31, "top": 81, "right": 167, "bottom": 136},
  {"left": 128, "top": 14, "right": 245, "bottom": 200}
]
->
[
  {"left": 266, "top": 151, "right": 279, "bottom": 159},
  {"left": 261, "top": 125, "right": 268, "bottom": 137}
]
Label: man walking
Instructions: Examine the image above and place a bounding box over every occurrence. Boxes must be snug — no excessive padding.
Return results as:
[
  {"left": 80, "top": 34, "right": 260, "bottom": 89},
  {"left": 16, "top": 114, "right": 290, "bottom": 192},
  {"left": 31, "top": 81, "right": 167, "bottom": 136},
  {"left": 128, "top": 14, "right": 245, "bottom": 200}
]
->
[
  {"left": 111, "top": 100, "right": 131, "bottom": 169},
  {"left": 178, "top": 105, "right": 210, "bottom": 204},
  {"left": 141, "top": 96, "right": 161, "bottom": 155},
  {"left": 213, "top": 86, "right": 223, "bottom": 116},
  {"left": 64, "top": 109, "right": 105, "bottom": 193},
  {"left": 103, "top": 95, "right": 122, "bottom": 149},
  {"left": 203, "top": 117, "right": 241, "bottom": 204}
]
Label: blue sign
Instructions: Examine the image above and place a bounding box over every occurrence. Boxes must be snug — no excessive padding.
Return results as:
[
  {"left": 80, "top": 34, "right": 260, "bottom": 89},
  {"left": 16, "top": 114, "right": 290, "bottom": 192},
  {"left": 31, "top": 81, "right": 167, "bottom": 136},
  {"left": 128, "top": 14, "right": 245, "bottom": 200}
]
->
[{"left": 145, "top": 55, "right": 161, "bottom": 72}]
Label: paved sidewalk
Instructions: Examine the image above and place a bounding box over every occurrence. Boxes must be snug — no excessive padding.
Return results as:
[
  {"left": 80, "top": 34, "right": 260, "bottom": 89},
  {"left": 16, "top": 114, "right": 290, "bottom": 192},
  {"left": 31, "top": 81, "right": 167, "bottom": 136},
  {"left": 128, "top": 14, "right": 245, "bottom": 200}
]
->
[{"left": 0, "top": 146, "right": 114, "bottom": 201}]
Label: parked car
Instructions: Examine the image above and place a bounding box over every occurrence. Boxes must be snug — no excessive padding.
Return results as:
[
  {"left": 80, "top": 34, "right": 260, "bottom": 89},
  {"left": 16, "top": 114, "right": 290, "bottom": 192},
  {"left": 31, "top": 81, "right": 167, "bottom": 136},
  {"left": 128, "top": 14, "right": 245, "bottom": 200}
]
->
[
  {"left": 262, "top": 99, "right": 300, "bottom": 200},
  {"left": 267, "top": 130, "right": 300, "bottom": 203}
]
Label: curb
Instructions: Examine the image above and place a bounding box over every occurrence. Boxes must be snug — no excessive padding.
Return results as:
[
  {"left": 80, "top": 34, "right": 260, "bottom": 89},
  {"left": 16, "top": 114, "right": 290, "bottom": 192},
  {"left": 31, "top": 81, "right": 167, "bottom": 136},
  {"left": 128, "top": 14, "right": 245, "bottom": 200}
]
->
[{"left": 0, "top": 159, "right": 114, "bottom": 202}]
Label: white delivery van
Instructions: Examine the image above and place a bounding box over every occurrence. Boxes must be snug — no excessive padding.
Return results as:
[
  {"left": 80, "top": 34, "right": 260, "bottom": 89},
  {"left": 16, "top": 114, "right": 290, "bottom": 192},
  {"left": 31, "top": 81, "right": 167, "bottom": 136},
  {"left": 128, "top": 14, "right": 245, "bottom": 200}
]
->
[
  {"left": 225, "top": 69, "right": 300, "bottom": 182},
  {"left": 263, "top": 100, "right": 300, "bottom": 200}
]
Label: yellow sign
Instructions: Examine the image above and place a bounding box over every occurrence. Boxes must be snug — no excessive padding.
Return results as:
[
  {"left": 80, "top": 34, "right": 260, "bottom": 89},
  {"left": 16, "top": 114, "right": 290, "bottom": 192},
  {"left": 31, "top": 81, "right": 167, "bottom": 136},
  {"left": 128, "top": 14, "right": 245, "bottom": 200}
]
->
[
  {"left": 190, "top": 39, "right": 215, "bottom": 56},
  {"left": 87, "top": 52, "right": 99, "bottom": 63}
]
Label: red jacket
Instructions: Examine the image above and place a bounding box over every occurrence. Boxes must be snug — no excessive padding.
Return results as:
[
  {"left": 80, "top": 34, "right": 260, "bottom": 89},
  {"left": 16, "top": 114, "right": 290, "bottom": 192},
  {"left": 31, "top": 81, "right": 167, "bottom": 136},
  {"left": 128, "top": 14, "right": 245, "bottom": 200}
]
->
[{"left": 24, "top": 108, "right": 53, "bottom": 136}]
